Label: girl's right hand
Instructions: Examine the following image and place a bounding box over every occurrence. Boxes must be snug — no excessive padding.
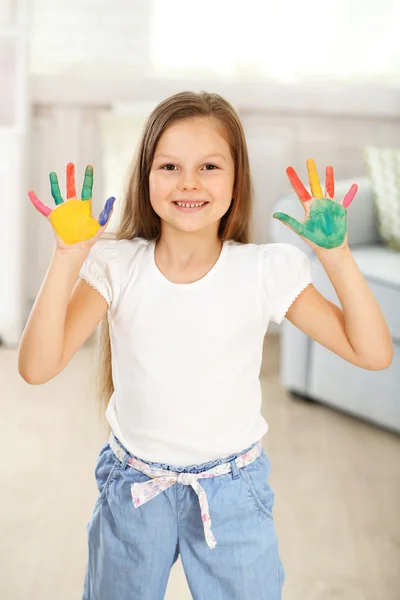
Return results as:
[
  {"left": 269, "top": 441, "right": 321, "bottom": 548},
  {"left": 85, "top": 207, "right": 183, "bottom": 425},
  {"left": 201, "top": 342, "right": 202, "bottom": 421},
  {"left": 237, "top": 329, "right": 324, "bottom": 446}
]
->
[{"left": 28, "top": 163, "right": 116, "bottom": 252}]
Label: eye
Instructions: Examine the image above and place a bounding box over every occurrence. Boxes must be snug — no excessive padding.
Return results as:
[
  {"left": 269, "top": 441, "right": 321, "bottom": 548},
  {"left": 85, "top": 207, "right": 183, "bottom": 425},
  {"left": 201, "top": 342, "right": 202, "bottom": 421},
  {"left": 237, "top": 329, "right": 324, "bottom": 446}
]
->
[
  {"left": 161, "top": 164, "right": 177, "bottom": 171},
  {"left": 202, "top": 164, "right": 218, "bottom": 170}
]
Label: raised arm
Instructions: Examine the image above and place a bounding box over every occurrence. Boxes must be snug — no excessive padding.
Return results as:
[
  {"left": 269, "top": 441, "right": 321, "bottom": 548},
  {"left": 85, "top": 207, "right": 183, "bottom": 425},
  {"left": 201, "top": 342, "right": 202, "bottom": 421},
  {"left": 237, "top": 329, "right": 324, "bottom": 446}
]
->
[
  {"left": 18, "top": 250, "right": 108, "bottom": 384},
  {"left": 274, "top": 159, "right": 393, "bottom": 370},
  {"left": 18, "top": 163, "right": 115, "bottom": 384}
]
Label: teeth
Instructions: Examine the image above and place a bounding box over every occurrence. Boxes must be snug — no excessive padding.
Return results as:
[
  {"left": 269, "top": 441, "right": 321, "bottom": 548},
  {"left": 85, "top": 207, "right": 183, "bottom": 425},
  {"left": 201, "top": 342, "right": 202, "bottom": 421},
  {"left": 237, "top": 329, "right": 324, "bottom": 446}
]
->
[{"left": 176, "top": 202, "right": 205, "bottom": 208}]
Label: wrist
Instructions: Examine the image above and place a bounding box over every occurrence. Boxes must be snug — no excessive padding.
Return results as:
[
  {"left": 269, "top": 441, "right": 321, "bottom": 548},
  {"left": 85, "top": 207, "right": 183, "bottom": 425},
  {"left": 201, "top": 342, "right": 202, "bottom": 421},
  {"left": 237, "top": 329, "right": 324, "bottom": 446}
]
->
[
  {"left": 315, "top": 243, "right": 352, "bottom": 266},
  {"left": 53, "top": 245, "right": 89, "bottom": 268}
]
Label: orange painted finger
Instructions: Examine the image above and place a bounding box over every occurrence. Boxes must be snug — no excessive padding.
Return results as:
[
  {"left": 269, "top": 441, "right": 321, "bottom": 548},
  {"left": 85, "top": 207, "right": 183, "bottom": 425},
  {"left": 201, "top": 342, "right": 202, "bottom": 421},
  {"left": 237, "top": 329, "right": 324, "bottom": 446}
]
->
[
  {"left": 286, "top": 166, "right": 312, "bottom": 202},
  {"left": 28, "top": 190, "right": 52, "bottom": 217},
  {"left": 325, "top": 166, "right": 334, "bottom": 198},
  {"left": 306, "top": 159, "right": 323, "bottom": 198},
  {"left": 66, "top": 162, "right": 76, "bottom": 199},
  {"left": 343, "top": 183, "right": 358, "bottom": 208}
]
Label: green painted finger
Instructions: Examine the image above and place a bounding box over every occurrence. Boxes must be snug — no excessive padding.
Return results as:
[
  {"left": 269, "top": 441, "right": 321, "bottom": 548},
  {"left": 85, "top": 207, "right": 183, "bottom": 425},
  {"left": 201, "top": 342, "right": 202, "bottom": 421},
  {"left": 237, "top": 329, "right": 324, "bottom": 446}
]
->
[
  {"left": 273, "top": 212, "right": 305, "bottom": 236},
  {"left": 49, "top": 172, "right": 63, "bottom": 205},
  {"left": 81, "top": 165, "right": 94, "bottom": 200}
]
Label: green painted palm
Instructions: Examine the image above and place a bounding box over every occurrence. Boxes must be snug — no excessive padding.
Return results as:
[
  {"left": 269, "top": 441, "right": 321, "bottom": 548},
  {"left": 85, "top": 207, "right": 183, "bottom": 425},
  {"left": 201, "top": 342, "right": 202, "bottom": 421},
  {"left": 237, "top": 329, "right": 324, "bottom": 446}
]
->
[{"left": 273, "top": 159, "right": 358, "bottom": 251}]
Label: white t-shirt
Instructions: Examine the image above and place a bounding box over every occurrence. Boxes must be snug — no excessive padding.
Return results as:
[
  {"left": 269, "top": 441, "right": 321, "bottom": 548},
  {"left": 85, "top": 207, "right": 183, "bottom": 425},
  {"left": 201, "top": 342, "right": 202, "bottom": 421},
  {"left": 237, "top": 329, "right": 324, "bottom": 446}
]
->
[{"left": 79, "top": 237, "right": 312, "bottom": 466}]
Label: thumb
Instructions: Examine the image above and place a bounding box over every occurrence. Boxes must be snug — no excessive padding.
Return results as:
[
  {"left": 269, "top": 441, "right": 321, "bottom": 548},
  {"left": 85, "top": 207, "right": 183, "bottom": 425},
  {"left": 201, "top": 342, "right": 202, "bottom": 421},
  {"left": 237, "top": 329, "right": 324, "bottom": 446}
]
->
[
  {"left": 273, "top": 212, "right": 305, "bottom": 236},
  {"left": 98, "top": 196, "right": 116, "bottom": 226}
]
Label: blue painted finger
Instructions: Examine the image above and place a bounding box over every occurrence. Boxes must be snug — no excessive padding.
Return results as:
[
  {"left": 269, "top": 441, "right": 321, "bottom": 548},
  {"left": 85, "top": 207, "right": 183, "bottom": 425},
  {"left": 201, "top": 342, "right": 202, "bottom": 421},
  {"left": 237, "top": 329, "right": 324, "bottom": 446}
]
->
[{"left": 98, "top": 196, "right": 116, "bottom": 226}]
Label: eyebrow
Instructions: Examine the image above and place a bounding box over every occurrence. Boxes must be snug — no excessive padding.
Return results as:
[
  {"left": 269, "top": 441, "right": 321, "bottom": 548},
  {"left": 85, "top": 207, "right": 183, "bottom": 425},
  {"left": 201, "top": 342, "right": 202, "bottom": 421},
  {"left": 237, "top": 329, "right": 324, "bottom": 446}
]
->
[{"left": 154, "top": 152, "right": 228, "bottom": 162}]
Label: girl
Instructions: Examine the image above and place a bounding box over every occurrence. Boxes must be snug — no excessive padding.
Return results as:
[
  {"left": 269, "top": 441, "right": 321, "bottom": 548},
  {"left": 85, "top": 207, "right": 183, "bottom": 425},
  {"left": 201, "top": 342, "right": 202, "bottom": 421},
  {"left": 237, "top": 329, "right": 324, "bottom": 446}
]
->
[{"left": 19, "top": 91, "right": 393, "bottom": 600}]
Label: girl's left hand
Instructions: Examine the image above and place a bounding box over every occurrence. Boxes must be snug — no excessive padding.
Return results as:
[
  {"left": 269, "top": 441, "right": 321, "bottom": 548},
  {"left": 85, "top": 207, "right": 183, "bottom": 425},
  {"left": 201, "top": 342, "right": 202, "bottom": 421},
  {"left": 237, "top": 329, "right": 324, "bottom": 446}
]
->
[{"left": 273, "top": 159, "right": 358, "bottom": 254}]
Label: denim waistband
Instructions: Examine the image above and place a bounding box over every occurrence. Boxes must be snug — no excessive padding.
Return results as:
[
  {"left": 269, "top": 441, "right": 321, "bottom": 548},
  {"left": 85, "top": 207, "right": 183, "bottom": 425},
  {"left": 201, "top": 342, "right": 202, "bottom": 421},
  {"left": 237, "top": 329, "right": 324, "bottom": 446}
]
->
[
  {"left": 108, "top": 432, "right": 262, "bottom": 550},
  {"left": 110, "top": 434, "right": 260, "bottom": 474}
]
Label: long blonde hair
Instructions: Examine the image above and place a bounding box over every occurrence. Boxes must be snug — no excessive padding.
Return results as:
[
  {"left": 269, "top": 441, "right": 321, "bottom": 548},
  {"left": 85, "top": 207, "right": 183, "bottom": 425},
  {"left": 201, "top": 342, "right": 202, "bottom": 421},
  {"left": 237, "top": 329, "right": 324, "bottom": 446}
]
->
[{"left": 96, "top": 91, "right": 254, "bottom": 415}]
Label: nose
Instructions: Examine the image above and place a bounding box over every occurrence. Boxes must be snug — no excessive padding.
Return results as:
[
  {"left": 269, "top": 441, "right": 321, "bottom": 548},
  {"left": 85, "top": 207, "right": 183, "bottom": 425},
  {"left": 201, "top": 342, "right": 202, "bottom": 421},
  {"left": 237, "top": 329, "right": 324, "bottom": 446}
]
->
[{"left": 177, "top": 169, "right": 201, "bottom": 192}]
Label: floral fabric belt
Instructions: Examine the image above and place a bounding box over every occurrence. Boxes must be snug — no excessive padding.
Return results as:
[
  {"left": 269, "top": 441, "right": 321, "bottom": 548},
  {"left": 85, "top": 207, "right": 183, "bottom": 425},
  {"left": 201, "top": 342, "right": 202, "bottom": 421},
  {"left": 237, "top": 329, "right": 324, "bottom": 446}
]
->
[{"left": 108, "top": 433, "right": 262, "bottom": 550}]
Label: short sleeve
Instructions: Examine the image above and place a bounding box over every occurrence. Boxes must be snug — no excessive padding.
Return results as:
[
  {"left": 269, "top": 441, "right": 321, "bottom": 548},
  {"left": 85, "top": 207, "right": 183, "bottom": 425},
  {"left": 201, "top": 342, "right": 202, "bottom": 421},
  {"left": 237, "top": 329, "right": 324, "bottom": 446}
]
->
[
  {"left": 79, "top": 238, "right": 119, "bottom": 309},
  {"left": 261, "top": 243, "right": 313, "bottom": 325}
]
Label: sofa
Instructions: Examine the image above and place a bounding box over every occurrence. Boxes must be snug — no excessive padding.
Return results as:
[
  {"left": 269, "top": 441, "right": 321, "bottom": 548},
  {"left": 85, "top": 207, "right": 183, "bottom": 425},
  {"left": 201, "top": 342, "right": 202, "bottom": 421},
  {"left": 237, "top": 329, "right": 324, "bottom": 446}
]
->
[{"left": 269, "top": 177, "right": 400, "bottom": 434}]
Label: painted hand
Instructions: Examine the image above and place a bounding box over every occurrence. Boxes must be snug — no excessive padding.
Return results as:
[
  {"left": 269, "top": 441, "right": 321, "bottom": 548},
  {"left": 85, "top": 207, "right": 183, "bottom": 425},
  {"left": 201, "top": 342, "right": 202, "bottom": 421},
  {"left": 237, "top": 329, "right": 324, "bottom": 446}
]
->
[
  {"left": 28, "top": 163, "right": 115, "bottom": 245},
  {"left": 273, "top": 159, "right": 358, "bottom": 251}
]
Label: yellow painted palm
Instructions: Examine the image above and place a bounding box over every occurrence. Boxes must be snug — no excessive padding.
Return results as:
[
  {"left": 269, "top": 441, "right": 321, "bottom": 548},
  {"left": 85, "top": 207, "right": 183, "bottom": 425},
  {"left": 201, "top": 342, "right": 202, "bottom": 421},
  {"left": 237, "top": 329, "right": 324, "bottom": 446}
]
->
[{"left": 28, "top": 163, "right": 115, "bottom": 245}]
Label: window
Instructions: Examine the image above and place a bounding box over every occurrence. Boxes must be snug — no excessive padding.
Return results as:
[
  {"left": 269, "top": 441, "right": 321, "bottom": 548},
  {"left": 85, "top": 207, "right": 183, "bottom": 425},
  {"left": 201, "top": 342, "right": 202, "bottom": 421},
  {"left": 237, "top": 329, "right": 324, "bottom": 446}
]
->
[
  {"left": 29, "top": 0, "right": 400, "bottom": 84},
  {"left": 150, "top": 0, "right": 400, "bottom": 84}
]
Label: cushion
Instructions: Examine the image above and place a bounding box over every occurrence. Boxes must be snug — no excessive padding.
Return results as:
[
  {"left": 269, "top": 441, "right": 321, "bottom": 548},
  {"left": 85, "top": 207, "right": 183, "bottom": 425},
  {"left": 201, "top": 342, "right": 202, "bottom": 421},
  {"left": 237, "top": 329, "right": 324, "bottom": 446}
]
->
[{"left": 364, "top": 146, "right": 400, "bottom": 251}]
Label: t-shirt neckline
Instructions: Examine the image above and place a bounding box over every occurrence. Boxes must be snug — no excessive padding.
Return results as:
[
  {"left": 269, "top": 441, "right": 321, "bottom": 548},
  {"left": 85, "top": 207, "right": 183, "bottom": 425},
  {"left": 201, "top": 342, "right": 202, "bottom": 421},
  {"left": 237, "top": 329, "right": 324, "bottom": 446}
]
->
[{"left": 149, "top": 239, "right": 229, "bottom": 289}]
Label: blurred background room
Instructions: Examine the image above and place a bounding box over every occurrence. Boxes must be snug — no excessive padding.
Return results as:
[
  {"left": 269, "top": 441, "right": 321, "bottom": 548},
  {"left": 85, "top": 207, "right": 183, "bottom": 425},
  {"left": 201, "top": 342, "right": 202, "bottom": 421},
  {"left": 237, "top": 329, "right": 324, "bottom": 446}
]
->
[{"left": 1, "top": 0, "right": 399, "bottom": 598}]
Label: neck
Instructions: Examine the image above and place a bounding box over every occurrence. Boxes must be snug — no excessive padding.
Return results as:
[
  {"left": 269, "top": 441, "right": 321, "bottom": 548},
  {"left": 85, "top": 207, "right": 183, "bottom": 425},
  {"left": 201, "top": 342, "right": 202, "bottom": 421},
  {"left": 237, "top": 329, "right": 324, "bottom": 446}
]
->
[{"left": 155, "top": 233, "right": 223, "bottom": 269}]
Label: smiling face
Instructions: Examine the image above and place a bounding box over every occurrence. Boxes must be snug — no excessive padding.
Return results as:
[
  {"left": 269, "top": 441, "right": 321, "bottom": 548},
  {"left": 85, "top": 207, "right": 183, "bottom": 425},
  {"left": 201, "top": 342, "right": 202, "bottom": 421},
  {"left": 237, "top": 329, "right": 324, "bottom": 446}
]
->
[{"left": 149, "top": 117, "right": 235, "bottom": 237}]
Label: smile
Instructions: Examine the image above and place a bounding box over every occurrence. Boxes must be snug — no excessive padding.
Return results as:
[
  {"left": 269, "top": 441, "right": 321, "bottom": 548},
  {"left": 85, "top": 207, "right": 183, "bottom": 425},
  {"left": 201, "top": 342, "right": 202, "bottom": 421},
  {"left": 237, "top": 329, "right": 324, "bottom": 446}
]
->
[{"left": 172, "top": 201, "right": 209, "bottom": 212}]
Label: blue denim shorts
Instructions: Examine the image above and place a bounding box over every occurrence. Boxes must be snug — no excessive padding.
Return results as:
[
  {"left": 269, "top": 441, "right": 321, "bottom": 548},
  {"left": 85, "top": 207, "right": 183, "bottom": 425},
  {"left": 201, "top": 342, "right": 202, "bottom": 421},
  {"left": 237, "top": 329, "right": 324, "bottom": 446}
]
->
[{"left": 82, "top": 434, "right": 285, "bottom": 600}]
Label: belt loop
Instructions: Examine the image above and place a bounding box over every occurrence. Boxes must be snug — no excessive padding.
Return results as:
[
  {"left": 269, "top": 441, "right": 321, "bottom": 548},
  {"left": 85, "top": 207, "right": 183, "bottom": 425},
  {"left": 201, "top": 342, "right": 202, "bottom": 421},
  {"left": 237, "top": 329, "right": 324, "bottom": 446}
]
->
[
  {"left": 121, "top": 451, "right": 130, "bottom": 470},
  {"left": 229, "top": 458, "right": 240, "bottom": 480}
]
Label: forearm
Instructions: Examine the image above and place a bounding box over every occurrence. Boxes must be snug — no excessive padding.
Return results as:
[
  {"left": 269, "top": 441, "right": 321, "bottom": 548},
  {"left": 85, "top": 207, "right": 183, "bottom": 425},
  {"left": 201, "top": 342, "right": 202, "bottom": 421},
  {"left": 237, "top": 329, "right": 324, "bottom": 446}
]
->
[
  {"left": 18, "top": 247, "right": 88, "bottom": 383},
  {"left": 316, "top": 246, "right": 393, "bottom": 368}
]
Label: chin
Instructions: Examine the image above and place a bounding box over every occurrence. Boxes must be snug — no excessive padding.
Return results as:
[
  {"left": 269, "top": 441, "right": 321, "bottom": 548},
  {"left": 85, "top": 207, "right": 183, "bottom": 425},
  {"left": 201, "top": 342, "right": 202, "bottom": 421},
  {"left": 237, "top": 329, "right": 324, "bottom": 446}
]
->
[{"left": 172, "top": 222, "right": 212, "bottom": 234}]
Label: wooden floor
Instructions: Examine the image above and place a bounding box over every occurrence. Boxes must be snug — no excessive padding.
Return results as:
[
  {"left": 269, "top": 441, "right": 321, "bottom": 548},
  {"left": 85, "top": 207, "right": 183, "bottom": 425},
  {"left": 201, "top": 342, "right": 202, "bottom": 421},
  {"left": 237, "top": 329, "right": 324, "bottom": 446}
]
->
[{"left": 1, "top": 334, "right": 399, "bottom": 599}]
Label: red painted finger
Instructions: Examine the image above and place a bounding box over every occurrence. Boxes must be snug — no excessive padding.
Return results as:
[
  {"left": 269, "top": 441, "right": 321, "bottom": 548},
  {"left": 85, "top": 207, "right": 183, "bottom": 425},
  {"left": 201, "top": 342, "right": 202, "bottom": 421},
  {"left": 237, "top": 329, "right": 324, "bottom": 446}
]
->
[
  {"left": 325, "top": 166, "right": 334, "bottom": 198},
  {"left": 343, "top": 184, "right": 358, "bottom": 208},
  {"left": 28, "top": 190, "right": 52, "bottom": 217},
  {"left": 66, "top": 162, "right": 76, "bottom": 199},
  {"left": 286, "top": 166, "right": 312, "bottom": 202}
]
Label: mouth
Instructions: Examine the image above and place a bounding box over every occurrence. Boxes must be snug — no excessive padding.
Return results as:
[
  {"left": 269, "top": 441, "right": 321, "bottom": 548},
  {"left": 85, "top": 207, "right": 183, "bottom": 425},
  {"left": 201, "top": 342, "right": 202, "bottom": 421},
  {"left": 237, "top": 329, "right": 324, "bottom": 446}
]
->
[{"left": 172, "top": 201, "right": 209, "bottom": 213}]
